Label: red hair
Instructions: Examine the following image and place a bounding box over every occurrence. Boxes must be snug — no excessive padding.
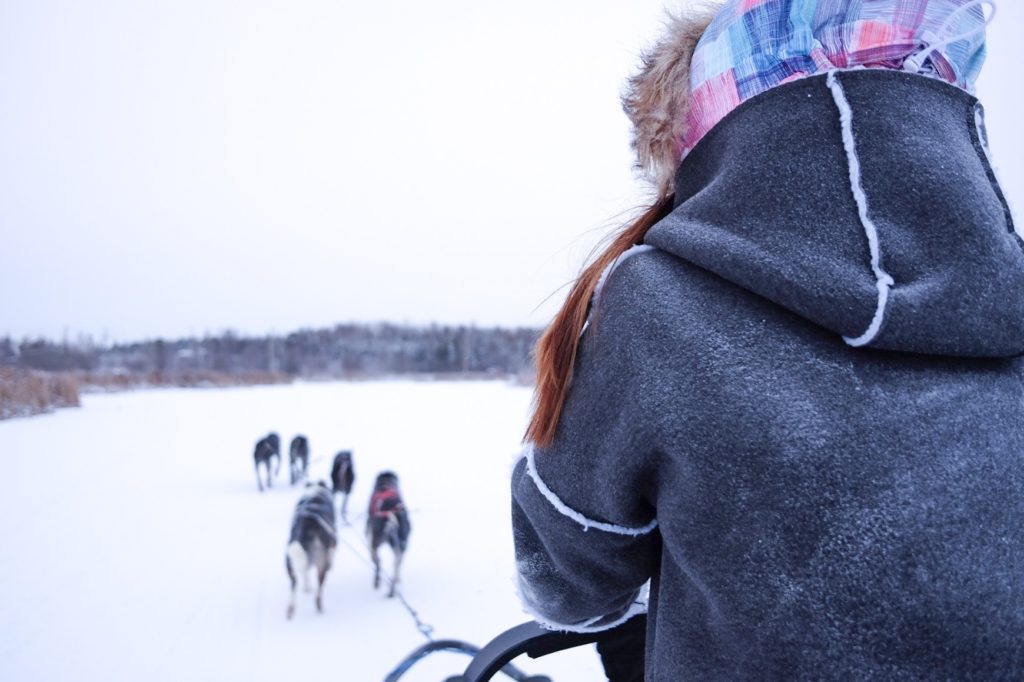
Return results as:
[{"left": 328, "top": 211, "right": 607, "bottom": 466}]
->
[{"left": 525, "top": 195, "right": 675, "bottom": 447}]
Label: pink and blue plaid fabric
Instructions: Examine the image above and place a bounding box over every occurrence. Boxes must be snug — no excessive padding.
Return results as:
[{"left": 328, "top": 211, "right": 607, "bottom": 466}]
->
[{"left": 683, "top": 0, "right": 989, "bottom": 158}]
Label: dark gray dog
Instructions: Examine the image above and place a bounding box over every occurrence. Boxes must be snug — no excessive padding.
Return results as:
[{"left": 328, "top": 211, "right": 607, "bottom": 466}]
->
[
  {"left": 253, "top": 432, "right": 280, "bottom": 492},
  {"left": 367, "top": 471, "right": 410, "bottom": 598},
  {"left": 289, "top": 435, "right": 309, "bottom": 485},
  {"left": 330, "top": 450, "right": 355, "bottom": 521}
]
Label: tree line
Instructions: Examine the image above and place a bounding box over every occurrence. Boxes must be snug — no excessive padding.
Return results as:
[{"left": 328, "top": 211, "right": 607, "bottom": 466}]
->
[{"left": 0, "top": 323, "right": 541, "bottom": 380}]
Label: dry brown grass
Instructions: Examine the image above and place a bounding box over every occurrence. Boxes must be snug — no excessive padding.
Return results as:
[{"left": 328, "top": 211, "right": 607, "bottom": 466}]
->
[
  {"left": 0, "top": 369, "right": 296, "bottom": 420},
  {"left": 0, "top": 367, "right": 531, "bottom": 421},
  {"left": 76, "top": 370, "right": 293, "bottom": 392},
  {"left": 0, "top": 368, "right": 81, "bottom": 420}
]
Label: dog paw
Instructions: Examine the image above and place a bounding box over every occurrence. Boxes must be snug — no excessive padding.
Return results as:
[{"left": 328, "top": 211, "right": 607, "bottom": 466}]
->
[
  {"left": 286, "top": 605, "right": 295, "bottom": 619},
  {"left": 315, "top": 597, "right": 323, "bottom": 613}
]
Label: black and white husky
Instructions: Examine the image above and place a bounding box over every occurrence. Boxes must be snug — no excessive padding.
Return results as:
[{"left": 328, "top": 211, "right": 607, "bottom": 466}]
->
[
  {"left": 367, "top": 471, "right": 410, "bottom": 598},
  {"left": 331, "top": 450, "right": 355, "bottom": 522},
  {"left": 285, "top": 481, "right": 337, "bottom": 619},
  {"left": 253, "top": 432, "right": 281, "bottom": 492},
  {"left": 288, "top": 435, "right": 309, "bottom": 485}
]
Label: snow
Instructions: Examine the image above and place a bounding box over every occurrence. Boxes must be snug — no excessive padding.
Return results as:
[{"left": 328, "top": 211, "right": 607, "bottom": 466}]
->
[{"left": 0, "top": 381, "right": 603, "bottom": 681}]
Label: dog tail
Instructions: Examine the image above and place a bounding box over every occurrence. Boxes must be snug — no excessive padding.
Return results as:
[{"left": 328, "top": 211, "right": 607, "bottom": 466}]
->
[{"left": 286, "top": 540, "right": 307, "bottom": 585}]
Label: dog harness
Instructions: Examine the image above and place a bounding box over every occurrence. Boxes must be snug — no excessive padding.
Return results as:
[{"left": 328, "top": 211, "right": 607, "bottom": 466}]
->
[{"left": 370, "top": 487, "right": 404, "bottom": 519}]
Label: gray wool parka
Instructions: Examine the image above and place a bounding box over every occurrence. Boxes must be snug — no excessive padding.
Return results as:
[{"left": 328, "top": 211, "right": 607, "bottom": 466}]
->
[{"left": 512, "top": 69, "right": 1024, "bottom": 680}]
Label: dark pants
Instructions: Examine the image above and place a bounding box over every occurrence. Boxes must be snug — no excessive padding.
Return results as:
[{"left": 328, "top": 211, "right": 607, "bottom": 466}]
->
[{"left": 595, "top": 614, "right": 646, "bottom": 682}]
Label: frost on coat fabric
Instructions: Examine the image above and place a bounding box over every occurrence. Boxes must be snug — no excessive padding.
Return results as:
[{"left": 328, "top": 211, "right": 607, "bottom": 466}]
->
[{"left": 512, "top": 70, "right": 1024, "bottom": 680}]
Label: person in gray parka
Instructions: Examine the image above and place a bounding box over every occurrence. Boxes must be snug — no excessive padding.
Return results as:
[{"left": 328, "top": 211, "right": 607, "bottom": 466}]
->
[{"left": 512, "top": 2, "right": 1024, "bottom": 680}]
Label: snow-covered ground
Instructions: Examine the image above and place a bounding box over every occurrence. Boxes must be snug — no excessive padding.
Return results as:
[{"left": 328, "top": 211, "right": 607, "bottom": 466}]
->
[{"left": 0, "top": 381, "right": 603, "bottom": 681}]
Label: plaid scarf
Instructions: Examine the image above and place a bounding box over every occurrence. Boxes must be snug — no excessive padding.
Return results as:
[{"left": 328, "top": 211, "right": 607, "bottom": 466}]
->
[{"left": 683, "top": 0, "right": 990, "bottom": 158}]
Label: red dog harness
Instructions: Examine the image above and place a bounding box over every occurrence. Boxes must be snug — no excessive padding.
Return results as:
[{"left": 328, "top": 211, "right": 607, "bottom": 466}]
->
[{"left": 370, "top": 487, "right": 404, "bottom": 519}]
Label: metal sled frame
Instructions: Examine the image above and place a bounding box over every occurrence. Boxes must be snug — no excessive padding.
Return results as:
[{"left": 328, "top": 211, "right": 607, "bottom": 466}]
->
[
  {"left": 458, "top": 621, "right": 600, "bottom": 682},
  {"left": 384, "top": 621, "right": 599, "bottom": 682}
]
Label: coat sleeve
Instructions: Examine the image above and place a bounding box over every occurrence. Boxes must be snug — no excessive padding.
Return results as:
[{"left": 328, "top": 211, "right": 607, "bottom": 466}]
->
[{"left": 511, "top": 254, "right": 663, "bottom": 632}]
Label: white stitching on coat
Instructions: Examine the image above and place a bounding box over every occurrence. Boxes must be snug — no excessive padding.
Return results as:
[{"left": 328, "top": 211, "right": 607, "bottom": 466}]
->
[
  {"left": 827, "top": 71, "right": 895, "bottom": 348},
  {"left": 520, "top": 444, "right": 658, "bottom": 536}
]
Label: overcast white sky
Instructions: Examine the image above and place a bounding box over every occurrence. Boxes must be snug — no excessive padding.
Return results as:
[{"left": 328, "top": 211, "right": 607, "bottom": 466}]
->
[{"left": 1, "top": 1, "right": 1021, "bottom": 343}]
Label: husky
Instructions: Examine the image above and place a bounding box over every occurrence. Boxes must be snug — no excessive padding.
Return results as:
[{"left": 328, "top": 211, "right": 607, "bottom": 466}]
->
[
  {"left": 253, "top": 432, "right": 281, "bottom": 492},
  {"left": 289, "top": 435, "right": 309, "bottom": 485},
  {"left": 285, "top": 481, "right": 337, "bottom": 619},
  {"left": 331, "top": 450, "right": 355, "bottom": 522},
  {"left": 367, "top": 471, "right": 410, "bottom": 598}
]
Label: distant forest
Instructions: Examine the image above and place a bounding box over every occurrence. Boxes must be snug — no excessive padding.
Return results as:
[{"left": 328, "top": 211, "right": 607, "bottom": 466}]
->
[
  {"left": 0, "top": 323, "right": 541, "bottom": 380},
  {"left": 0, "top": 323, "right": 541, "bottom": 419}
]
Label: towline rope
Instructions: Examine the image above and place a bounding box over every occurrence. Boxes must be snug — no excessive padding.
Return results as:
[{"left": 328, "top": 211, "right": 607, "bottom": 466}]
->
[{"left": 334, "top": 522, "right": 436, "bottom": 641}]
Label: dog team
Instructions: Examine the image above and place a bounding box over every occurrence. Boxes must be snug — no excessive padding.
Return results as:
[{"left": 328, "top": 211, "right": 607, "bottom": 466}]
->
[{"left": 252, "top": 432, "right": 410, "bottom": 619}]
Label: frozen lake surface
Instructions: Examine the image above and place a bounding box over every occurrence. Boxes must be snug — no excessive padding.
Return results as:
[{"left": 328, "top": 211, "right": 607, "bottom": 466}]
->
[{"left": 0, "top": 381, "right": 602, "bottom": 681}]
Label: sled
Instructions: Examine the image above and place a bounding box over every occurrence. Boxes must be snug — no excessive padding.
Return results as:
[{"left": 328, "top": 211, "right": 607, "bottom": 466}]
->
[{"left": 385, "top": 620, "right": 600, "bottom": 682}]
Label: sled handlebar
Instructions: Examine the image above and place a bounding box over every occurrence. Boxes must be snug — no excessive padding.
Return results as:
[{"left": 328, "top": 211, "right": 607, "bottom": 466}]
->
[{"left": 452, "top": 621, "right": 601, "bottom": 682}]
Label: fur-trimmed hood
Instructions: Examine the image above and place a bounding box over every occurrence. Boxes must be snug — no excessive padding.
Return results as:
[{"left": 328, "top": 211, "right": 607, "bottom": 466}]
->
[{"left": 622, "top": 4, "right": 722, "bottom": 198}]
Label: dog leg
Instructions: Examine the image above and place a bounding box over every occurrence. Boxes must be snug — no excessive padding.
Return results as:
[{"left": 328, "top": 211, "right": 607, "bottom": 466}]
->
[
  {"left": 285, "top": 547, "right": 301, "bottom": 619},
  {"left": 315, "top": 564, "right": 327, "bottom": 613},
  {"left": 370, "top": 543, "right": 381, "bottom": 590},
  {"left": 389, "top": 548, "right": 403, "bottom": 599},
  {"left": 341, "top": 493, "right": 349, "bottom": 524},
  {"left": 255, "top": 462, "right": 264, "bottom": 493}
]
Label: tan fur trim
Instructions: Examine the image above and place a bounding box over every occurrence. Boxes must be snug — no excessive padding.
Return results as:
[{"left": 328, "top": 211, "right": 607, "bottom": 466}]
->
[{"left": 622, "top": 4, "right": 723, "bottom": 198}]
